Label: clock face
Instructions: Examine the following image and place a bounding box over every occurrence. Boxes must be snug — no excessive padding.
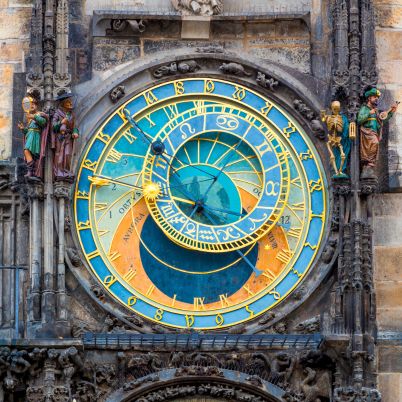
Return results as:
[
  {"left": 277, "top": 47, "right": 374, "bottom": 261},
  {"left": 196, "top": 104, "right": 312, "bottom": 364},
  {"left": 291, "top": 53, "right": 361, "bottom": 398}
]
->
[{"left": 74, "top": 78, "right": 327, "bottom": 329}]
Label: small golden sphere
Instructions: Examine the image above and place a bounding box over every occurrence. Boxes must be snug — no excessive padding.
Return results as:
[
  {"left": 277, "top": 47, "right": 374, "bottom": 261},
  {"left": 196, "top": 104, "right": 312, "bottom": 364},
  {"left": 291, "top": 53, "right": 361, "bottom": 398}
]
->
[{"left": 143, "top": 182, "right": 161, "bottom": 201}]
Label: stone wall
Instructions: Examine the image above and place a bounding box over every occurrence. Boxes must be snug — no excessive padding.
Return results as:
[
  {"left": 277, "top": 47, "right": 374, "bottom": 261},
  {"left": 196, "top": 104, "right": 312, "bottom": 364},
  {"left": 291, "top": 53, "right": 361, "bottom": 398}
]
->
[
  {"left": 91, "top": 19, "right": 311, "bottom": 75},
  {"left": 375, "top": 0, "right": 402, "bottom": 189},
  {"left": 0, "top": 1, "right": 32, "bottom": 160},
  {"left": 374, "top": 2, "right": 402, "bottom": 400}
]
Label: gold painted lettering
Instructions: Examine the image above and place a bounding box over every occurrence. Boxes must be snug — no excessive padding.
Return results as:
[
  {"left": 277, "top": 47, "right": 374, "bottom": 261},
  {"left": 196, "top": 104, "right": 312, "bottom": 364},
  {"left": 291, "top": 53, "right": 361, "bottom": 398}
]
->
[
  {"left": 154, "top": 309, "right": 164, "bottom": 321},
  {"left": 146, "top": 284, "right": 156, "bottom": 296},
  {"left": 261, "top": 101, "right": 273, "bottom": 115},
  {"left": 123, "top": 268, "right": 137, "bottom": 282},
  {"left": 243, "top": 285, "right": 255, "bottom": 296},
  {"left": 245, "top": 305, "right": 255, "bottom": 317},
  {"left": 276, "top": 249, "right": 293, "bottom": 264},
  {"left": 204, "top": 79, "right": 215, "bottom": 93},
  {"left": 144, "top": 90, "right": 158, "bottom": 105},
  {"left": 103, "top": 275, "right": 117, "bottom": 288},
  {"left": 174, "top": 81, "right": 185, "bottom": 95},
  {"left": 232, "top": 86, "right": 246, "bottom": 101},
  {"left": 107, "top": 149, "right": 123, "bottom": 163},
  {"left": 185, "top": 314, "right": 195, "bottom": 327},
  {"left": 215, "top": 313, "right": 224, "bottom": 326},
  {"left": 219, "top": 293, "right": 230, "bottom": 308},
  {"left": 194, "top": 297, "right": 206, "bottom": 311}
]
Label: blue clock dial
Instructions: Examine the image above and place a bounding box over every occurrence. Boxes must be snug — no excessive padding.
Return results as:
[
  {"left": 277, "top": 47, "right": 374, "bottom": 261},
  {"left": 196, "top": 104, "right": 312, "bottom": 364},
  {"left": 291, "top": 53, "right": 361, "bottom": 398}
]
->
[{"left": 74, "top": 78, "right": 327, "bottom": 329}]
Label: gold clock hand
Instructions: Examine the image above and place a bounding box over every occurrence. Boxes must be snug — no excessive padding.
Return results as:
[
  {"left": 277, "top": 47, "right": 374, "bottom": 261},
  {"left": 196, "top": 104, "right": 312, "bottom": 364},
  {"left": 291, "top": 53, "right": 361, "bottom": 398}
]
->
[
  {"left": 124, "top": 109, "right": 217, "bottom": 179},
  {"left": 172, "top": 196, "right": 195, "bottom": 205},
  {"left": 90, "top": 175, "right": 215, "bottom": 198},
  {"left": 89, "top": 175, "right": 143, "bottom": 190}
]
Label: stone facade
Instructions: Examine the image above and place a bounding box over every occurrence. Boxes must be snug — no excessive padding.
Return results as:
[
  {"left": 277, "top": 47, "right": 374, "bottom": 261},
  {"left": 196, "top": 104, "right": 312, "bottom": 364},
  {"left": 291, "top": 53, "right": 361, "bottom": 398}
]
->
[
  {"left": 0, "top": 1, "right": 32, "bottom": 160},
  {"left": 373, "top": 1, "right": 402, "bottom": 401},
  {"left": 0, "top": 1, "right": 401, "bottom": 401}
]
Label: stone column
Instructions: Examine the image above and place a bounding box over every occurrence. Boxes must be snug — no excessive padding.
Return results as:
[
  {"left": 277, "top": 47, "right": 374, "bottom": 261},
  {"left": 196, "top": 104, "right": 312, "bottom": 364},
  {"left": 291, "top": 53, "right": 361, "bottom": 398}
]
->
[
  {"left": 54, "top": 181, "right": 70, "bottom": 326},
  {"left": 41, "top": 0, "right": 56, "bottom": 330},
  {"left": 27, "top": 183, "right": 43, "bottom": 324}
]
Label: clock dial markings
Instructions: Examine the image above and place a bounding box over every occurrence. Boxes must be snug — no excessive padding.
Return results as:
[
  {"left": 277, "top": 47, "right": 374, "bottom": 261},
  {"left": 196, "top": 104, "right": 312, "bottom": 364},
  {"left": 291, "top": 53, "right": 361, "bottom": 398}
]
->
[{"left": 74, "top": 78, "right": 327, "bottom": 329}]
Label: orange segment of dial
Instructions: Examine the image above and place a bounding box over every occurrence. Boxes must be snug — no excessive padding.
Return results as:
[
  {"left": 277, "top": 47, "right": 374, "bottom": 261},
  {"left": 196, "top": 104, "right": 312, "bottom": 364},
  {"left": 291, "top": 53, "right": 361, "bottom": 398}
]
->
[{"left": 109, "top": 196, "right": 291, "bottom": 313}]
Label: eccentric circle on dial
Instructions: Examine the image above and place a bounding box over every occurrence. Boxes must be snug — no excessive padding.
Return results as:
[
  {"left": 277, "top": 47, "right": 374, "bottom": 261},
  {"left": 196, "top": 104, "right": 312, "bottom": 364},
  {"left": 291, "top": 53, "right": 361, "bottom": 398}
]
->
[{"left": 143, "top": 107, "right": 291, "bottom": 252}]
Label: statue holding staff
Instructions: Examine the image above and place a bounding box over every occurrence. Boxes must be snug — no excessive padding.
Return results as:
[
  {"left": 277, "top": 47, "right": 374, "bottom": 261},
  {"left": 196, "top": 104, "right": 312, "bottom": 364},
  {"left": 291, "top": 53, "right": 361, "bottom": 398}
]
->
[{"left": 358, "top": 87, "right": 399, "bottom": 178}]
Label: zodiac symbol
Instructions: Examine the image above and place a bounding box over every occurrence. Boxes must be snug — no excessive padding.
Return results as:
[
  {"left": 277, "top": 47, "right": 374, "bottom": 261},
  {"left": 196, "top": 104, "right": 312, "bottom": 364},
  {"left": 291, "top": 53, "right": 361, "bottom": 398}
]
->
[
  {"left": 249, "top": 213, "right": 268, "bottom": 231},
  {"left": 184, "top": 222, "right": 196, "bottom": 238},
  {"left": 83, "top": 159, "right": 97, "bottom": 171},
  {"left": 179, "top": 122, "right": 196, "bottom": 139},
  {"left": 299, "top": 150, "right": 313, "bottom": 160},
  {"left": 199, "top": 234, "right": 214, "bottom": 240},
  {"left": 265, "top": 181, "right": 279, "bottom": 196},
  {"left": 309, "top": 179, "right": 323, "bottom": 192},
  {"left": 216, "top": 227, "right": 240, "bottom": 241},
  {"left": 167, "top": 216, "right": 186, "bottom": 225},
  {"left": 216, "top": 115, "right": 239, "bottom": 130}
]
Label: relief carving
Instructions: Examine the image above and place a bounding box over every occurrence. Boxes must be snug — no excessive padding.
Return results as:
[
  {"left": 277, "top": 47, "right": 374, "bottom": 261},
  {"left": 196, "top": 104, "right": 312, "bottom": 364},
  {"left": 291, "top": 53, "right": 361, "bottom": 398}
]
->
[{"left": 172, "top": 0, "right": 223, "bottom": 16}]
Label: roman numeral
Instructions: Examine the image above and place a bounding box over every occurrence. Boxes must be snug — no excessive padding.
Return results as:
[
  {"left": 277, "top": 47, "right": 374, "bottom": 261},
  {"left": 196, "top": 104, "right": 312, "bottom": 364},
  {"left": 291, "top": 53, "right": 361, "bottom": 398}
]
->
[
  {"left": 262, "top": 269, "right": 276, "bottom": 283},
  {"left": 219, "top": 293, "right": 230, "bottom": 307},
  {"left": 122, "top": 128, "right": 138, "bottom": 144},
  {"left": 146, "top": 284, "right": 156, "bottom": 296},
  {"left": 108, "top": 251, "right": 121, "bottom": 261},
  {"left": 194, "top": 297, "right": 206, "bottom": 311},
  {"left": 288, "top": 227, "right": 302, "bottom": 238},
  {"left": 276, "top": 249, "right": 293, "bottom": 264},
  {"left": 107, "top": 149, "right": 122, "bottom": 162},
  {"left": 123, "top": 268, "right": 137, "bottom": 281}
]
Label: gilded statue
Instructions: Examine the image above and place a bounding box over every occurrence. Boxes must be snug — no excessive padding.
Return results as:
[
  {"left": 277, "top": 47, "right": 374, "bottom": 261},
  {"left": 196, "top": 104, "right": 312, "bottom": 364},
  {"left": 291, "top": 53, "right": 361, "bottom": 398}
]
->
[
  {"left": 18, "top": 94, "right": 49, "bottom": 181},
  {"left": 321, "top": 101, "right": 353, "bottom": 178},
  {"left": 357, "top": 87, "right": 399, "bottom": 179}
]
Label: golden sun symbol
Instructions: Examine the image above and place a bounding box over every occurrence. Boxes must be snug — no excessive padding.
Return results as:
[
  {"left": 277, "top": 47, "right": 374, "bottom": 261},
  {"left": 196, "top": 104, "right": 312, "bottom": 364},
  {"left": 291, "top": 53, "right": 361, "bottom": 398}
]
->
[{"left": 143, "top": 182, "right": 161, "bottom": 201}]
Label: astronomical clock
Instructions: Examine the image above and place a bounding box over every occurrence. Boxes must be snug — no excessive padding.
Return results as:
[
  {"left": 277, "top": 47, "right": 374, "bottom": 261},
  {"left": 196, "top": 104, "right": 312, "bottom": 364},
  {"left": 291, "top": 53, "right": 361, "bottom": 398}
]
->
[{"left": 74, "top": 78, "right": 327, "bottom": 330}]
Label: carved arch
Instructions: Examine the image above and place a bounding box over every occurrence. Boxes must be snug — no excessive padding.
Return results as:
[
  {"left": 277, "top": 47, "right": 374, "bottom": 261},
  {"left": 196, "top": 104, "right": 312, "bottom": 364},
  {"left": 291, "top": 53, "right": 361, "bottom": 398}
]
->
[{"left": 105, "top": 369, "right": 284, "bottom": 402}]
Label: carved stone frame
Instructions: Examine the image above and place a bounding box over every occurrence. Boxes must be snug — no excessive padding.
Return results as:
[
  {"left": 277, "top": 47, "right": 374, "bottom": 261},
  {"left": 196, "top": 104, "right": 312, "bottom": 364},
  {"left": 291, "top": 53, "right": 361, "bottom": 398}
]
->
[
  {"left": 66, "top": 52, "right": 336, "bottom": 334},
  {"left": 106, "top": 369, "right": 284, "bottom": 402}
]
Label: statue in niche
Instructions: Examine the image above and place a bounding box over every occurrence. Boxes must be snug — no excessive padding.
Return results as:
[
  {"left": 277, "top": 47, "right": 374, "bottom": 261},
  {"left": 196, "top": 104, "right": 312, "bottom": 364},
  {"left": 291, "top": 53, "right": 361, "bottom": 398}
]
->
[
  {"left": 18, "top": 93, "right": 49, "bottom": 182},
  {"left": 51, "top": 93, "right": 79, "bottom": 181},
  {"left": 172, "top": 0, "right": 223, "bottom": 16},
  {"left": 321, "top": 100, "right": 352, "bottom": 178},
  {"left": 357, "top": 87, "right": 399, "bottom": 179}
]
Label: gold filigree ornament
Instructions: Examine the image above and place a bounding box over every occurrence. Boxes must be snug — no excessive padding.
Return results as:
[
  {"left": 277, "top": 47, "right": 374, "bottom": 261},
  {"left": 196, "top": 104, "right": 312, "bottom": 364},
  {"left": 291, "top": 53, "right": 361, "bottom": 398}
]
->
[{"left": 143, "top": 182, "right": 161, "bottom": 201}]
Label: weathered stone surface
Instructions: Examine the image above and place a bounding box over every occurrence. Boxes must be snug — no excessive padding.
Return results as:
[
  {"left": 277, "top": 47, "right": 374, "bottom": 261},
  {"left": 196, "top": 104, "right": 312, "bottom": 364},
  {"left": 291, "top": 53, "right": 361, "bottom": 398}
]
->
[
  {"left": 377, "top": 307, "right": 402, "bottom": 331},
  {"left": 374, "top": 246, "right": 402, "bottom": 281},
  {"left": 248, "top": 46, "right": 310, "bottom": 74},
  {"left": 93, "top": 38, "right": 140, "bottom": 71},
  {"left": 375, "top": 1, "right": 402, "bottom": 28},
  {"left": 181, "top": 16, "right": 211, "bottom": 40},
  {"left": 378, "top": 373, "right": 402, "bottom": 402},
  {"left": 379, "top": 346, "right": 402, "bottom": 372},
  {"left": 376, "top": 282, "right": 402, "bottom": 309},
  {"left": 0, "top": 7, "right": 31, "bottom": 40}
]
